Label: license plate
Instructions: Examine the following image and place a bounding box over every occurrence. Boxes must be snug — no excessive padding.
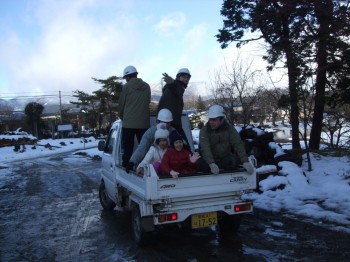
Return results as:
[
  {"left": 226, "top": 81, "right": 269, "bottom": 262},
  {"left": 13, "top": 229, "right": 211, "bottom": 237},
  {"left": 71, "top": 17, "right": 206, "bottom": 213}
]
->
[{"left": 191, "top": 212, "right": 217, "bottom": 229}]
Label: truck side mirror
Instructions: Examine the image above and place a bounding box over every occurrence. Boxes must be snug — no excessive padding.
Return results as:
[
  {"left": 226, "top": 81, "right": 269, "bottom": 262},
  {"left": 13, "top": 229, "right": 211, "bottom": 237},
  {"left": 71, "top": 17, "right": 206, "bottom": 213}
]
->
[{"left": 98, "top": 140, "right": 106, "bottom": 151}]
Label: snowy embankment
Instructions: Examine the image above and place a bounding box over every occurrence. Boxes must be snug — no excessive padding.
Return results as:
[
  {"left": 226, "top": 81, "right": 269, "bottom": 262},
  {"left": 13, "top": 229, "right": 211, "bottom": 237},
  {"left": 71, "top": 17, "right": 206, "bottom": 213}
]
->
[{"left": 0, "top": 135, "right": 100, "bottom": 166}]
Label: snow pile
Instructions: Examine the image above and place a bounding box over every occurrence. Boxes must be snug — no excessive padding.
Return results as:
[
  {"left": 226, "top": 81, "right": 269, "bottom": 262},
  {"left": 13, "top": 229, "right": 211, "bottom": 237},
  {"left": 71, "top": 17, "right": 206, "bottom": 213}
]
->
[{"left": 245, "top": 153, "right": 350, "bottom": 232}]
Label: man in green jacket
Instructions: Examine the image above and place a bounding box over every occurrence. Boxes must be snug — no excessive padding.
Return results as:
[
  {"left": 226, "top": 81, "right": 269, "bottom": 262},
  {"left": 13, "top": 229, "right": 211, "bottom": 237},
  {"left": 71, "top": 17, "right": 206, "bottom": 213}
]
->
[
  {"left": 198, "top": 105, "right": 254, "bottom": 174},
  {"left": 118, "top": 65, "right": 151, "bottom": 167}
]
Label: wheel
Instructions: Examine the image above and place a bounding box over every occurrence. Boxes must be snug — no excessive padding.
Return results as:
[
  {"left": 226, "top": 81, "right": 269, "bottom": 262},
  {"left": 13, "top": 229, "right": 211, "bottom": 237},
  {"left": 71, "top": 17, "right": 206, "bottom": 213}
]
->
[
  {"left": 218, "top": 214, "right": 241, "bottom": 240},
  {"left": 131, "top": 205, "right": 149, "bottom": 245},
  {"left": 99, "top": 182, "right": 116, "bottom": 210}
]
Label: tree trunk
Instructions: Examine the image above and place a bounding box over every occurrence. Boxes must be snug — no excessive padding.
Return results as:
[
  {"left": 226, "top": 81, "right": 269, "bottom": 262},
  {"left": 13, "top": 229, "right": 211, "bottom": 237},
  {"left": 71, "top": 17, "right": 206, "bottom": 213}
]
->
[
  {"left": 287, "top": 71, "right": 301, "bottom": 151},
  {"left": 309, "top": 0, "right": 333, "bottom": 150},
  {"left": 34, "top": 121, "right": 39, "bottom": 138},
  {"left": 281, "top": 16, "right": 301, "bottom": 150}
]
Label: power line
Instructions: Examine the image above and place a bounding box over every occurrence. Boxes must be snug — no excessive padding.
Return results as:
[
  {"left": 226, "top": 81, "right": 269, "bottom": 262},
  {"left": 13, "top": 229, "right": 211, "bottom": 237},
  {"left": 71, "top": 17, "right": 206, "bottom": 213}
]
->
[
  {"left": 0, "top": 94, "right": 76, "bottom": 100},
  {"left": 0, "top": 91, "right": 75, "bottom": 99},
  {"left": 0, "top": 90, "right": 73, "bottom": 94}
]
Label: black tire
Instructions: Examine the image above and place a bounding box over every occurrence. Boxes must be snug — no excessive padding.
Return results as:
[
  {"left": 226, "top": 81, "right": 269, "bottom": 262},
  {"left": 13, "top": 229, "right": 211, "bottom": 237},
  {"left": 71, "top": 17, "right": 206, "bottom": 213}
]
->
[
  {"left": 218, "top": 214, "right": 241, "bottom": 240},
  {"left": 99, "top": 182, "right": 116, "bottom": 210},
  {"left": 131, "top": 205, "right": 149, "bottom": 245}
]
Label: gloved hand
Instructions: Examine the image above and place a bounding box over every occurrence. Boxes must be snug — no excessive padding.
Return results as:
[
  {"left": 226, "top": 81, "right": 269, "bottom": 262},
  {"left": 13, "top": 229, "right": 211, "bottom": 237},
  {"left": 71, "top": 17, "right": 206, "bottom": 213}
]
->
[
  {"left": 162, "top": 73, "right": 174, "bottom": 84},
  {"left": 243, "top": 161, "right": 255, "bottom": 175},
  {"left": 125, "top": 162, "right": 134, "bottom": 173},
  {"left": 170, "top": 170, "right": 179, "bottom": 178},
  {"left": 209, "top": 163, "right": 220, "bottom": 174},
  {"left": 189, "top": 152, "right": 201, "bottom": 163}
]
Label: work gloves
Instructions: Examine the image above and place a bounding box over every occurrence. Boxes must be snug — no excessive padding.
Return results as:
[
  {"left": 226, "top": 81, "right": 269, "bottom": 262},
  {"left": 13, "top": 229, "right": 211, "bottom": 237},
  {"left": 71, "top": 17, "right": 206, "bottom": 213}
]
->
[
  {"left": 125, "top": 162, "right": 134, "bottom": 173},
  {"left": 170, "top": 170, "right": 179, "bottom": 178},
  {"left": 209, "top": 163, "right": 220, "bottom": 175},
  {"left": 162, "top": 73, "right": 174, "bottom": 84},
  {"left": 209, "top": 161, "right": 255, "bottom": 175},
  {"left": 243, "top": 161, "right": 255, "bottom": 175}
]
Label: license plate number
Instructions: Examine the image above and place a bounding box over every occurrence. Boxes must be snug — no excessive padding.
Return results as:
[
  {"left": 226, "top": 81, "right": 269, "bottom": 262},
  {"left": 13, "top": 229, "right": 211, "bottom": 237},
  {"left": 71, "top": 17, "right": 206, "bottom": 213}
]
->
[{"left": 191, "top": 212, "right": 217, "bottom": 229}]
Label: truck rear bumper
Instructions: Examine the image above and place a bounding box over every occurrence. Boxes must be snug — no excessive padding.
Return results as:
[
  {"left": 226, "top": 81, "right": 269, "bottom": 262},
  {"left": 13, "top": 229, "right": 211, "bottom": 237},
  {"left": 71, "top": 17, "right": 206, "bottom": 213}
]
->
[{"left": 152, "top": 200, "right": 253, "bottom": 226}]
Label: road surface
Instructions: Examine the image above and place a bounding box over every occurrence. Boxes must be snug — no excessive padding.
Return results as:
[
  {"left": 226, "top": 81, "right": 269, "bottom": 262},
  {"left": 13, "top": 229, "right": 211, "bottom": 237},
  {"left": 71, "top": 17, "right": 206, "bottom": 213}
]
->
[{"left": 0, "top": 152, "right": 349, "bottom": 261}]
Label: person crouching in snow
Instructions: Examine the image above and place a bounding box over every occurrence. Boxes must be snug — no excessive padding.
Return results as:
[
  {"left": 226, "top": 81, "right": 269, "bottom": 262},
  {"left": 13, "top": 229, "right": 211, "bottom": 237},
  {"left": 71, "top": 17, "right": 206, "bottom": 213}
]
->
[
  {"left": 136, "top": 124, "right": 169, "bottom": 175},
  {"left": 161, "top": 130, "right": 201, "bottom": 178}
]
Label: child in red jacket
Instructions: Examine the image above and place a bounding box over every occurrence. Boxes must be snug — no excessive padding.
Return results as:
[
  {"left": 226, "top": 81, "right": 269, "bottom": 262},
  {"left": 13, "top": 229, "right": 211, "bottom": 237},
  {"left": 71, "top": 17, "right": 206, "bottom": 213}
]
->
[{"left": 161, "top": 130, "right": 201, "bottom": 178}]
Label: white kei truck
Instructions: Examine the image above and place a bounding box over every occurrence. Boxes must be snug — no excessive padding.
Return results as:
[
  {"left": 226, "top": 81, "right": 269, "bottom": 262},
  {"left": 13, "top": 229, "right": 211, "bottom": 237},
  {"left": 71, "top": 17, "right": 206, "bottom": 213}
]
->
[{"left": 97, "top": 115, "right": 257, "bottom": 244}]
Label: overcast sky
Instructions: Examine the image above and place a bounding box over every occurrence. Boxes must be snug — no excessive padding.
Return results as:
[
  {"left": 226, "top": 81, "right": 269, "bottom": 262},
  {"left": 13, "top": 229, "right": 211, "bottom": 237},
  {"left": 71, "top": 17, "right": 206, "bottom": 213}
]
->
[{"left": 0, "top": 0, "right": 269, "bottom": 99}]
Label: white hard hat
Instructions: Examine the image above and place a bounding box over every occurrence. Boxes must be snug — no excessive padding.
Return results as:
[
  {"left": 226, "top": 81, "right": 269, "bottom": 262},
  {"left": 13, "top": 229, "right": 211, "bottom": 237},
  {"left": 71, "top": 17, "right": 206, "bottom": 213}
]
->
[
  {"left": 123, "top": 65, "right": 138, "bottom": 78},
  {"left": 157, "top": 108, "right": 173, "bottom": 122},
  {"left": 176, "top": 68, "right": 191, "bottom": 78},
  {"left": 208, "top": 105, "right": 225, "bottom": 118}
]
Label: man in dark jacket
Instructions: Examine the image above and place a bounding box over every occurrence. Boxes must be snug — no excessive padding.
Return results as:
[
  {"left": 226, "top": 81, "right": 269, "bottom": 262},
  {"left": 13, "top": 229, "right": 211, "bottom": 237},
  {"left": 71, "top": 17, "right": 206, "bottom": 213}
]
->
[
  {"left": 118, "top": 65, "right": 151, "bottom": 167},
  {"left": 157, "top": 68, "right": 191, "bottom": 147}
]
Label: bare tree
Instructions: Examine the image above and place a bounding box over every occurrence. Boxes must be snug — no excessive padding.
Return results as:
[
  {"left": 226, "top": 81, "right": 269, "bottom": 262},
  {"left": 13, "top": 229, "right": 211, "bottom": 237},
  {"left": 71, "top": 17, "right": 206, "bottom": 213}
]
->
[
  {"left": 209, "top": 57, "right": 265, "bottom": 125},
  {"left": 253, "top": 87, "right": 288, "bottom": 125},
  {"left": 184, "top": 92, "right": 198, "bottom": 109},
  {"left": 322, "top": 107, "right": 350, "bottom": 148},
  {"left": 299, "top": 87, "right": 314, "bottom": 171}
]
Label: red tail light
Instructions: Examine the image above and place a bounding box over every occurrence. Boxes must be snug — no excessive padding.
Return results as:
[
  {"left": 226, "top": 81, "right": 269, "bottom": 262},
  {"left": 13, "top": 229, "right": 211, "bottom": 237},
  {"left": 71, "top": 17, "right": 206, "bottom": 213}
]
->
[
  {"left": 234, "top": 203, "right": 251, "bottom": 212},
  {"left": 158, "top": 213, "right": 178, "bottom": 223}
]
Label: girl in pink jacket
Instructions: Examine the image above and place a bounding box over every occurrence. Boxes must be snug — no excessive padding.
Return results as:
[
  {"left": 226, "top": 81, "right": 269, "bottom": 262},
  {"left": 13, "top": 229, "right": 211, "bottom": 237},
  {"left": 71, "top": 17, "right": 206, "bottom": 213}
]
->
[{"left": 136, "top": 124, "right": 169, "bottom": 175}]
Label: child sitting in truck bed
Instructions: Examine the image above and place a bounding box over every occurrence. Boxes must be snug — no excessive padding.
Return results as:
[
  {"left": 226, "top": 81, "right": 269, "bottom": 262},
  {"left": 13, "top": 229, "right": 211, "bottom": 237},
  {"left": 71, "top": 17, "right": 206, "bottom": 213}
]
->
[
  {"left": 161, "top": 130, "right": 201, "bottom": 178},
  {"left": 136, "top": 124, "right": 169, "bottom": 175}
]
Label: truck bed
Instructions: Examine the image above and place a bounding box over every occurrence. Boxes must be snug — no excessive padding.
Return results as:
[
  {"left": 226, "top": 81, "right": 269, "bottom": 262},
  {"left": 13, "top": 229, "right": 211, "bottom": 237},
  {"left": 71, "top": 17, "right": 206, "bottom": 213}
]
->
[{"left": 115, "top": 164, "right": 256, "bottom": 202}]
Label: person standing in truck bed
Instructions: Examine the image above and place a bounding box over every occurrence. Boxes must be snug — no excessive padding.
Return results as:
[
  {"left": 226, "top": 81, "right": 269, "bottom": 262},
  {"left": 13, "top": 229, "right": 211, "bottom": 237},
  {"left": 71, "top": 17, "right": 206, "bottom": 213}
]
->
[
  {"left": 157, "top": 68, "right": 191, "bottom": 148},
  {"left": 118, "top": 65, "right": 151, "bottom": 167},
  {"left": 126, "top": 109, "right": 177, "bottom": 173}
]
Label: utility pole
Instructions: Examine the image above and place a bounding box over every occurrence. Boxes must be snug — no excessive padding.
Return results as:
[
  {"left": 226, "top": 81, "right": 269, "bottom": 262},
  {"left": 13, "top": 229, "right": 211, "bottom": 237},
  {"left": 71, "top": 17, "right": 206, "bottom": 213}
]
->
[{"left": 59, "top": 90, "right": 63, "bottom": 124}]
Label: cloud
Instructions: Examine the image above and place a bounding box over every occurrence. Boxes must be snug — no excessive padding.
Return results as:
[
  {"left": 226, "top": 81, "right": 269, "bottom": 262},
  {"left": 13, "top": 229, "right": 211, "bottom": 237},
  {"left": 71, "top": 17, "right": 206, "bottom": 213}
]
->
[
  {"left": 184, "top": 23, "right": 208, "bottom": 51},
  {"left": 0, "top": 0, "right": 140, "bottom": 95},
  {"left": 153, "top": 12, "right": 186, "bottom": 37},
  {"left": 0, "top": 0, "right": 282, "bottom": 100}
]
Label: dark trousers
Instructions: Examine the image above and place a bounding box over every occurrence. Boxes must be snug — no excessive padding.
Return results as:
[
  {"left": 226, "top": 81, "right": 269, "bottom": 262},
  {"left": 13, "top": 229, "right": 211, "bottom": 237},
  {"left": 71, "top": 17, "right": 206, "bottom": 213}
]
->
[
  {"left": 122, "top": 128, "right": 147, "bottom": 167},
  {"left": 197, "top": 153, "right": 238, "bottom": 173}
]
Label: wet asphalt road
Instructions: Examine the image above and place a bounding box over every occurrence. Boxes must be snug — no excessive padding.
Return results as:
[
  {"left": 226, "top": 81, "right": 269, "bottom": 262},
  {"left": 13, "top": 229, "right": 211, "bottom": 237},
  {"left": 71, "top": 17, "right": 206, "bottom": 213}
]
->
[{"left": 0, "top": 152, "right": 349, "bottom": 262}]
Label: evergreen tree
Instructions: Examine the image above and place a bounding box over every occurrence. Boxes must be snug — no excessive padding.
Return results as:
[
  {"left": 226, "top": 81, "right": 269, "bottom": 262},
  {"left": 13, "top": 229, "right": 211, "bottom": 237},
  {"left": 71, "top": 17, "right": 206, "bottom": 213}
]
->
[
  {"left": 24, "top": 102, "right": 44, "bottom": 138},
  {"left": 216, "top": 0, "right": 350, "bottom": 150},
  {"left": 71, "top": 90, "right": 99, "bottom": 129},
  {"left": 92, "top": 76, "right": 123, "bottom": 130}
]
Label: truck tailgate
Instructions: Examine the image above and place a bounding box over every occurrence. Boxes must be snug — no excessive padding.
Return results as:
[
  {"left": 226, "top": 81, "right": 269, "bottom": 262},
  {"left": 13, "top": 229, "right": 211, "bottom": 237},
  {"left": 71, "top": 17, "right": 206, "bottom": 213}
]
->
[{"left": 147, "top": 170, "right": 257, "bottom": 201}]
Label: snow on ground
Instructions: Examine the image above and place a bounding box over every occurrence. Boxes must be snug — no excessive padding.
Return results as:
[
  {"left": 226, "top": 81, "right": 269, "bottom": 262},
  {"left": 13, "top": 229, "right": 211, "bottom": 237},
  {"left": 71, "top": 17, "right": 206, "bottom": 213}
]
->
[
  {"left": 0, "top": 136, "right": 101, "bottom": 166},
  {"left": 245, "top": 155, "right": 350, "bottom": 233},
  {"left": 0, "top": 135, "right": 349, "bottom": 233}
]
